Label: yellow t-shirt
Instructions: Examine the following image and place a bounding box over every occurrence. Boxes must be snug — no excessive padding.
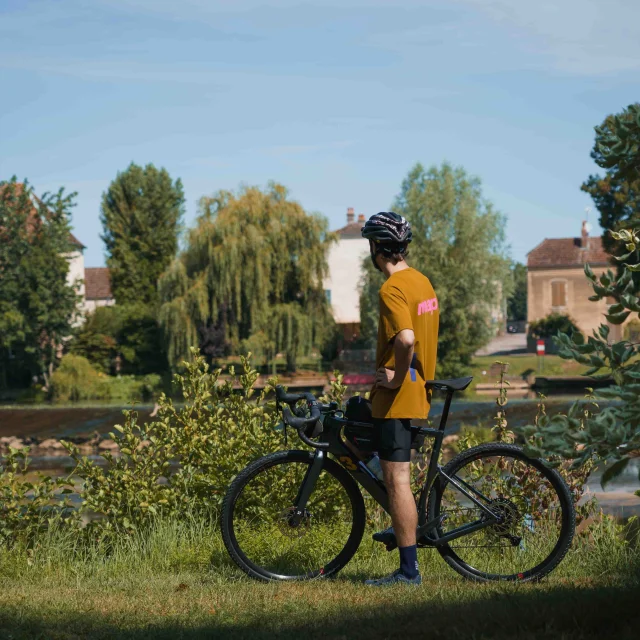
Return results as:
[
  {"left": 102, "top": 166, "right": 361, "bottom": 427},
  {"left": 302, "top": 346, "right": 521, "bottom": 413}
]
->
[{"left": 370, "top": 267, "right": 439, "bottom": 419}]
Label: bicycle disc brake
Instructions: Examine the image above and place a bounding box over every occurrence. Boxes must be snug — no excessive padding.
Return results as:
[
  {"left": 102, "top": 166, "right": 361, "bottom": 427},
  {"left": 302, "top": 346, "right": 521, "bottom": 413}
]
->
[{"left": 277, "top": 506, "right": 311, "bottom": 539}]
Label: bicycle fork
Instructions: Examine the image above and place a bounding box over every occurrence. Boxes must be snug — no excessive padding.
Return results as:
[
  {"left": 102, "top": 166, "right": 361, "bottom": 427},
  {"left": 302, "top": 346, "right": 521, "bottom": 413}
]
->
[{"left": 288, "top": 450, "right": 325, "bottom": 527}]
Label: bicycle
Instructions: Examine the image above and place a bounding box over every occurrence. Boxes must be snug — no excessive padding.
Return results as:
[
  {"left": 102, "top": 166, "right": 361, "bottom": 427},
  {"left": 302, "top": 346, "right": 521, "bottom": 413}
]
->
[{"left": 221, "top": 377, "right": 575, "bottom": 583}]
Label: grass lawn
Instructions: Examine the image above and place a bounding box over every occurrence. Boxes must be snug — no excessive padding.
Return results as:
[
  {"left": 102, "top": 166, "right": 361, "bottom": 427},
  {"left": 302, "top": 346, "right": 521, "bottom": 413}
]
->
[
  {"left": 466, "top": 354, "right": 592, "bottom": 400},
  {"left": 1, "top": 517, "right": 639, "bottom": 640}
]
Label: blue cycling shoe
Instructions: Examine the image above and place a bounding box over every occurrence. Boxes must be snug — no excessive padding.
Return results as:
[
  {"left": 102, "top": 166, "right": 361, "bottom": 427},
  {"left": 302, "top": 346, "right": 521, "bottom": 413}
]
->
[{"left": 365, "top": 569, "right": 422, "bottom": 587}]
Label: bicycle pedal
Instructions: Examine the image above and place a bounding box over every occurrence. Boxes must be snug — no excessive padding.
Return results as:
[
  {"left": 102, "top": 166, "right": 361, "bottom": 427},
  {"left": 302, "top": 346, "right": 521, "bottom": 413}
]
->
[{"left": 384, "top": 541, "right": 397, "bottom": 552}]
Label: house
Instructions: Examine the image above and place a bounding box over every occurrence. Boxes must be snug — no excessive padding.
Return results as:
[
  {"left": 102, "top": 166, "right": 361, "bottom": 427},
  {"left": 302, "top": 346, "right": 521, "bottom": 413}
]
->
[
  {"left": 84, "top": 267, "right": 115, "bottom": 313},
  {"left": 323, "top": 208, "right": 370, "bottom": 342},
  {"left": 527, "top": 221, "right": 613, "bottom": 339}
]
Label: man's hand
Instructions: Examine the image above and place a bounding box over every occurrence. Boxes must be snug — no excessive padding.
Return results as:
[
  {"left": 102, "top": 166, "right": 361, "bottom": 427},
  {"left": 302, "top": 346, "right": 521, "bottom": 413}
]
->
[{"left": 375, "top": 367, "right": 401, "bottom": 389}]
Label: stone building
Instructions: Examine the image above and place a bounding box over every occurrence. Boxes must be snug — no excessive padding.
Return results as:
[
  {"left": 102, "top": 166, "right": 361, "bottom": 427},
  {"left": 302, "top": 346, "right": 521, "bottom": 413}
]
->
[{"left": 527, "top": 221, "right": 613, "bottom": 339}]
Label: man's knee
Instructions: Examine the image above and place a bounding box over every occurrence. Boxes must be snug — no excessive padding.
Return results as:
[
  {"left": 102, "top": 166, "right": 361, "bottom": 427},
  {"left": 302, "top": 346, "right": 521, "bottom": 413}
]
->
[{"left": 380, "top": 460, "right": 411, "bottom": 490}]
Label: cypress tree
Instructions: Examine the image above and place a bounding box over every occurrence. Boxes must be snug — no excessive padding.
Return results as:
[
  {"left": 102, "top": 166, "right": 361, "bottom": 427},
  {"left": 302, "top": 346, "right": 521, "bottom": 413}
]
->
[{"left": 100, "top": 163, "right": 184, "bottom": 306}]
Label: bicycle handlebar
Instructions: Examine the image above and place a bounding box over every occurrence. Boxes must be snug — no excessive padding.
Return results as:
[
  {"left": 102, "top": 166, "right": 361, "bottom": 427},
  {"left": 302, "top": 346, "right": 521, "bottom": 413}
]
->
[
  {"left": 275, "top": 386, "right": 317, "bottom": 405},
  {"left": 276, "top": 385, "right": 329, "bottom": 450}
]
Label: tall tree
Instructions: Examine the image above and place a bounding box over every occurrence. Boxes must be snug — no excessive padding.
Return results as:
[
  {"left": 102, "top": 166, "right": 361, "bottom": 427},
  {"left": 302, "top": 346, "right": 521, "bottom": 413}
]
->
[
  {"left": 100, "top": 163, "right": 185, "bottom": 306},
  {"left": 360, "top": 163, "right": 512, "bottom": 378},
  {"left": 0, "top": 178, "right": 81, "bottom": 388},
  {"left": 581, "top": 104, "right": 640, "bottom": 262},
  {"left": 507, "top": 262, "right": 527, "bottom": 322},
  {"left": 159, "top": 183, "right": 334, "bottom": 371}
]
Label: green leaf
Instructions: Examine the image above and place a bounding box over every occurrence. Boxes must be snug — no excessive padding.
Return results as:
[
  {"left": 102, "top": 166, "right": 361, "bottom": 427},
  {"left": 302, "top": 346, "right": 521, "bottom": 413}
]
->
[
  {"left": 606, "top": 311, "right": 631, "bottom": 325},
  {"left": 601, "top": 458, "right": 630, "bottom": 490}
]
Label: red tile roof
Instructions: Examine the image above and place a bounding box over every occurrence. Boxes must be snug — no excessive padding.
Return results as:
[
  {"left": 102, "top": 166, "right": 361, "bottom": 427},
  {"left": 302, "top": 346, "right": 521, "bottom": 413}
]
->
[
  {"left": 527, "top": 236, "right": 610, "bottom": 269},
  {"left": 335, "top": 222, "right": 366, "bottom": 239},
  {"left": 84, "top": 267, "right": 113, "bottom": 300}
]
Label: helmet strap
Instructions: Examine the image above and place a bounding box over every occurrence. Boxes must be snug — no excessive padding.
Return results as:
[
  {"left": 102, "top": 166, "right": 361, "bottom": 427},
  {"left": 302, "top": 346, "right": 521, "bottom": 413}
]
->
[{"left": 370, "top": 246, "right": 383, "bottom": 272}]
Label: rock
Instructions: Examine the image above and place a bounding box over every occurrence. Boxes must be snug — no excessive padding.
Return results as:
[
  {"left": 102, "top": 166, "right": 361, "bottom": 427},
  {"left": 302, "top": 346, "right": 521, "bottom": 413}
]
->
[
  {"left": 38, "top": 438, "right": 65, "bottom": 450},
  {"left": 98, "top": 439, "right": 119, "bottom": 451},
  {"left": 0, "top": 436, "right": 25, "bottom": 450}
]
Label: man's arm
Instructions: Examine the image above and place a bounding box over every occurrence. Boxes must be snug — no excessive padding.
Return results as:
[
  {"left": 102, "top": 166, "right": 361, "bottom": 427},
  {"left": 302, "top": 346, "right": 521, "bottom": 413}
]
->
[{"left": 375, "top": 329, "right": 415, "bottom": 390}]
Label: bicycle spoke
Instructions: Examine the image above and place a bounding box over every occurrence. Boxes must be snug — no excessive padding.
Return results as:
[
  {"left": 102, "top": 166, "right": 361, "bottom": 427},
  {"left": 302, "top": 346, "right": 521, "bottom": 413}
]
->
[
  {"left": 231, "top": 459, "right": 356, "bottom": 577},
  {"left": 435, "top": 452, "right": 567, "bottom": 579}
]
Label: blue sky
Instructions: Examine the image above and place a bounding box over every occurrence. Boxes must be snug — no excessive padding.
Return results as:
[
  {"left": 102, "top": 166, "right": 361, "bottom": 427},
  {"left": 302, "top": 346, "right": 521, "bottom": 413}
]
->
[{"left": 1, "top": 0, "right": 639, "bottom": 267}]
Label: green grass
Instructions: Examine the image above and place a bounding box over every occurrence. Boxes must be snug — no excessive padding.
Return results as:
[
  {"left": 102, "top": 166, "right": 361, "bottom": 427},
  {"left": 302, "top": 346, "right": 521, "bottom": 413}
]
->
[
  {"left": 467, "top": 354, "right": 591, "bottom": 400},
  {"left": 1, "top": 515, "right": 639, "bottom": 639}
]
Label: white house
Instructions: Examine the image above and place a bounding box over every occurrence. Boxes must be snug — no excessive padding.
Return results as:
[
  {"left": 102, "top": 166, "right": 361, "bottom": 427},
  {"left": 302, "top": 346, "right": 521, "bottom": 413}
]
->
[
  {"left": 66, "top": 239, "right": 115, "bottom": 318},
  {"left": 323, "top": 208, "right": 370, "bottom": 341}
]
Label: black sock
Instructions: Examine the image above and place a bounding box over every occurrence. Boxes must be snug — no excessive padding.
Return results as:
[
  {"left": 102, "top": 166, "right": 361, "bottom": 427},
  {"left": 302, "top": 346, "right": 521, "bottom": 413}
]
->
[{"left": 399, "top": 545, "right": 419, "bottom": 578}]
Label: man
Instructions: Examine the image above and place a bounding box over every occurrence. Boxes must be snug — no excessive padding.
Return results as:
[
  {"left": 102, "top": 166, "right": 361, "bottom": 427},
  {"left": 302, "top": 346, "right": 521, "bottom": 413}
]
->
[{"left": 361, "top": 211, "right": 439, "bottom": 587}]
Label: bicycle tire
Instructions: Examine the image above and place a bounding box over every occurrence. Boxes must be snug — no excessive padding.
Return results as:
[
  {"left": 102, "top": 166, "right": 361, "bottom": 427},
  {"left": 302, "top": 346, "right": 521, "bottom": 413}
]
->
[
  {"left": 221, "top": 450, "right": 366, "bottom": 582},
  {"left": 426, "top": 443, "right": 575, "bottom": 583}
]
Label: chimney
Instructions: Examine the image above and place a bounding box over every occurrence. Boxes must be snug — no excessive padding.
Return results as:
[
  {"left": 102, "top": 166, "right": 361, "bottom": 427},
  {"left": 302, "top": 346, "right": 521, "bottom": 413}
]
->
[
  {"left": 581, "top": 220, "right": 590, "bottom": 249},
  {"left": 346, "top": 207, "right": 355, "bottom": 224},
  {"left": 357, "top": 214, "right": 366, "bottom": 223}
]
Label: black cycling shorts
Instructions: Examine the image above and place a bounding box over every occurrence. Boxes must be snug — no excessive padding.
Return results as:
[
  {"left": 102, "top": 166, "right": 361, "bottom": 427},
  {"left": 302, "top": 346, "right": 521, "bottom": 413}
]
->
[{"left": 373, "top": 418, "right": 425, "bottom": 462}]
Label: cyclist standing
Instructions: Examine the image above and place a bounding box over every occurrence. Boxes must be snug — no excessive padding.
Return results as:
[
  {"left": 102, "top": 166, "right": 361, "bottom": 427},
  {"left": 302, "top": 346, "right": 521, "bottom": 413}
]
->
[{"left": 360, "top": 212, "right": 439, "bottom": 586}]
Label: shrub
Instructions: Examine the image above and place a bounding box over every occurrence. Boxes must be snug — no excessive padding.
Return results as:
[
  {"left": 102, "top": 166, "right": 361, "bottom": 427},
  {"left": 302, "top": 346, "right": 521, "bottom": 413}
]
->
[
  {"left": 527, "top": 313, "right": 581, "bottom": 340},
  {"left": 0, "top": 447, "right": 76, "bottom": 546},
  {"left": 59, "top": 351, "right": 284, "bottom": 536},
  {"left": 49, "top": 354, "right": 110, "bottom": 402},
  {"left": 71, "top": 303, "right": 167, "bottom": 375}
]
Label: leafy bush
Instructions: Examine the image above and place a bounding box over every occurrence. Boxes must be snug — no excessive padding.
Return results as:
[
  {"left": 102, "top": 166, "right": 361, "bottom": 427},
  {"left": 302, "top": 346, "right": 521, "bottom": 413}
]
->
[
  {"left": 57, "top": 351, "right": 283, "bottom": 535},
  {"left": 527, "top": 313, "right": 581, "bottom": 340},
  {"left": 0, "top": 447, "right": 75, "bottom": 546},
  {"left": 72, "top": 303, "right": 167, "bottom": 375},
  {"left": 49, "top": 354, "right": 110, "bottom": 402}
]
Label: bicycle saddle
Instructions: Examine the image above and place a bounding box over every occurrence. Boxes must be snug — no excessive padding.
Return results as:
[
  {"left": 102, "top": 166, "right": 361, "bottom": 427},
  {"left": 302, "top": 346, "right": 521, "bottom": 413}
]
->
[{"left": 424, "top": 377, "right": 473, "bottom": 392}]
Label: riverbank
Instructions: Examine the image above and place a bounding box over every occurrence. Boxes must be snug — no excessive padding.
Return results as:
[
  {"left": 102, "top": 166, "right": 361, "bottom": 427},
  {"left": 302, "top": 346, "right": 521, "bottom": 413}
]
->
[{"left": 0, "top": 516, "right": 638, "bottom": 639}]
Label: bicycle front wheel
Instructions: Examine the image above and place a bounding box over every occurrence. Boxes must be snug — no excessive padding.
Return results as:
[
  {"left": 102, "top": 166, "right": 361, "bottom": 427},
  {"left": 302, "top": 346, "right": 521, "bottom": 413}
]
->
[
  {"left": 427, "top": 443, "right": 575, "bottom": 582},
  {"left": 221, "top": 450, "right": 365, "bottom": 581}
]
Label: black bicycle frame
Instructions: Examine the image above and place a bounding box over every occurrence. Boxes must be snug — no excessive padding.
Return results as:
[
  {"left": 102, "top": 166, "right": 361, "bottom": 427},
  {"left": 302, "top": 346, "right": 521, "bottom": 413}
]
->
[{"left": 291, "top": 389, "right": 499, "bottom": 547}]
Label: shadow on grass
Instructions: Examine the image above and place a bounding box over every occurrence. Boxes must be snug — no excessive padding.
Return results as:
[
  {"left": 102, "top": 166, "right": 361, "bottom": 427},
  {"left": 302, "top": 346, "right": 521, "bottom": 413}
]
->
[{"left": 2, "top": 579, "right": 640, "bottom": 640}]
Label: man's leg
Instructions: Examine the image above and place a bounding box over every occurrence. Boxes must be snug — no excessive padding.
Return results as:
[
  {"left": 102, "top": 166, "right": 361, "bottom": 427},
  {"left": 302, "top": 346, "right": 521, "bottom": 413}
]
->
[
  {"left": 365, "top": 418, "right": 421, "bottom": 586},
  {"left": 380, "top": 460, "right": 417, "bottom": 548}
]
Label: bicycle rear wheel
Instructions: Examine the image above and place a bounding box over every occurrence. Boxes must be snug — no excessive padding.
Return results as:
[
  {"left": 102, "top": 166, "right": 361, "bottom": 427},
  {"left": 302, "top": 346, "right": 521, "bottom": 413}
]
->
[
  {"left": 221, "top": 450, "right": 365, "bottom": 581},
  {"left": 426, "top": 443, "right": 575, "bottom": 582}
]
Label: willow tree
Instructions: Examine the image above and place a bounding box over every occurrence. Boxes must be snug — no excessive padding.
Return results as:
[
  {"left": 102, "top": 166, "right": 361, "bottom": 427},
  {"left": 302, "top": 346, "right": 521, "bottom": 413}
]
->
[{"left": 159, "top": 183, "right": 334, "bottom": 371}]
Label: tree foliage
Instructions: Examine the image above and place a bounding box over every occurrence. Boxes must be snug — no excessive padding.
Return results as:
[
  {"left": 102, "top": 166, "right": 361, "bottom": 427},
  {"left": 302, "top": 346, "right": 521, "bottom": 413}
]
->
[
  {"left": 520, "top": 229, "right": 640, "bottom": 487},
  {"left": 527, "top": 313, "right": 580, "bottom": 340},
  {"left": 0, "top": 178, "right": 80, "bottom": 388},
  {"left": 582, "top": 104, "right": 640, "bottom": 266},
  {"left": 71, "top": 304, "right": 167, "bottom": 375},
  {"left": 158, "top": 183, "right": 334, "bottom": 371},
  {"left": 507, "top": 262, "right": 527, "bottom": 322},
  {"left": 359, "top": 163, "right": 512, "bottom": 378},
  {"left": 100, "top": 163, "right": 185, "bottom": 307}
]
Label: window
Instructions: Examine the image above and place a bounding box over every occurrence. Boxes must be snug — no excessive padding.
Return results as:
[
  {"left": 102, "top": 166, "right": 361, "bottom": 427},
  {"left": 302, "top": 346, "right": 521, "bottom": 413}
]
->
[
  {"left": 324, "top": 289, "right": 332, "bottom": 303},
  {"left": 551, "top": 280, "right": 567, "bottom": 308}
]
